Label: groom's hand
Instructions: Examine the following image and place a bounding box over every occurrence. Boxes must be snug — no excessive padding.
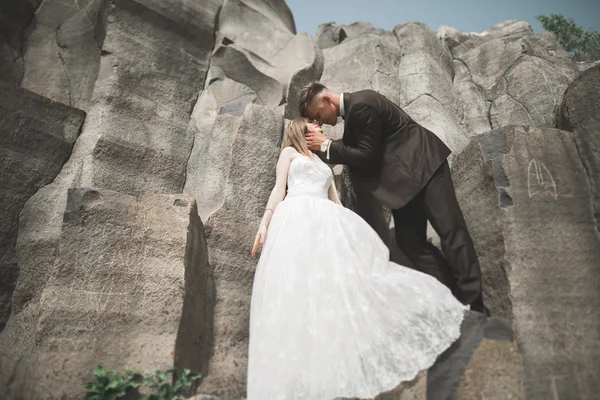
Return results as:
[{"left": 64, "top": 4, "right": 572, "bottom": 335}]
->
[{"left": 306, "top": 130, "right": 327, "bottom": 151}]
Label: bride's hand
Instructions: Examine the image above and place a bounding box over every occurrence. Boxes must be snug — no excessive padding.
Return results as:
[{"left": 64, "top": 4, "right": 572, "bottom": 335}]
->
[{"left": 251, "top": 225, "right": 267, "bottom": 256}]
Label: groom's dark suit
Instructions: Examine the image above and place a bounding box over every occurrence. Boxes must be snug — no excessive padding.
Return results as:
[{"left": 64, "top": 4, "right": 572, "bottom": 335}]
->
[{"left": 323, "top": 89, "right": 483, "bottom": 308}]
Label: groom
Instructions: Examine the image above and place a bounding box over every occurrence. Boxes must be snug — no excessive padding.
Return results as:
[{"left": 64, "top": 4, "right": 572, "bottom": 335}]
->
[{"left": 299, "top": 82, "right": 488, "bottom": 315}]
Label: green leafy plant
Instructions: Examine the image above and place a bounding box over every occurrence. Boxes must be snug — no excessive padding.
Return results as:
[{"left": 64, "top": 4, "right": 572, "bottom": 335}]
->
[
  {"left": 536, "top": 14, "right": 600, "bottom": 61},
  {"left": 142, "top": 368, "right": 202, "bottom": 400},
  {"left": 82, "top": 365, "right": 141, "bottom": 400},
  {"left": 82, "top": 365, "right": 202, "bottom": 400}
]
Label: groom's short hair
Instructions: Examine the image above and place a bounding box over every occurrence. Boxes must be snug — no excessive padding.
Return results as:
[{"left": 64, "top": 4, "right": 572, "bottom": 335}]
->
[{"left": 299, "top": 82, "right": 328, "bottom": 117}]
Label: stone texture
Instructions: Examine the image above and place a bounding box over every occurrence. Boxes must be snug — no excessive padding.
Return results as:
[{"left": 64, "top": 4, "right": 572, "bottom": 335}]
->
[
  {"left": 316, "top": 22, "right": 348, "bottom": 49},
  {"left": 0, "top": 0, "right": 37, "bottom": 85},
  {"left": 453, "top": 126, "right": 600, "bottom": 398},
  {"left": 196, "top": 104, "right": 283, "bottom": 398},
  {"left": 0, "top": 3, "right": 595, "bottom": 398},
  {"left": 315, "top": 21, "right": 376, "bottom": 49},
  {"left": 20, "top": 0, "right": 221, "bottom": 112},
  {"left": 20, "top": 0, "right": 109, "bottom": 110},
  {"left": 210, "top": 44, "right": 284, "bottom": 109},
  {"left": 394, "top": 22, "right": 470, "bottom": 155},
  {"left": 81, "top": 0, "right": 212, "bottom": 195},
  {"left": 439, "top": 21, "right": 579, "bottom": 136},
  {"left": 281, "top": 34, "right": 324, "bottom": 119},
  {"left": 0, "top": 189, "right": 212, "bottom": 399},
  {"left": 557, "top": 63, "right": 600, "bottom": 233},
  {"left": 184, "top": 67, "right": 259, "bottom": 220},
  {"left": 0, "top": 1, "right": 220, "bottom": 396},
  {"left": 214, "top": 1, "right": 322, "bottom": 113},
  {"left": 216, "top": 0, "right": 295, "bottom": 63},
  {"left": 319, "top": 33, "right": 402, "bottom": 144},
  {"left": 0, "top": 83, "right": 85, "bottom": 332}
]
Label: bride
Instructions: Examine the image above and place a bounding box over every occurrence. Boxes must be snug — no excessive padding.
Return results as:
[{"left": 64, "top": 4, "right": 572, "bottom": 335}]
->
[{"left": 247, "top": 117, "right": 467, "bottom": 400}]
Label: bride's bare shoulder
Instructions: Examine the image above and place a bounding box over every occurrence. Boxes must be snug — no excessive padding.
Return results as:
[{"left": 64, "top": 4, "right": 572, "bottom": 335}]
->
[{"left": 280, "top": 146, "right": 299, "bottom": 161}]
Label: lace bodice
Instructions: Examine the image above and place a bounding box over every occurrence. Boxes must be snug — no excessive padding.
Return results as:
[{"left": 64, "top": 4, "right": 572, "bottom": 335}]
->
[{"left": 286, "top": 155, "right": 333, "bottom": 199}]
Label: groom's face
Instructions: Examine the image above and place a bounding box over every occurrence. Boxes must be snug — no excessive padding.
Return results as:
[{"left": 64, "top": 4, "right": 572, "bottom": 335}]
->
[{"left": 306, "top": 96, "right": 337, "bottom": 126}]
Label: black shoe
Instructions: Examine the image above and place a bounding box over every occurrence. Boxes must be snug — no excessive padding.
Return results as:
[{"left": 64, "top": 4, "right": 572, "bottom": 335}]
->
[{"left": 469, "top": 294, "right": 491, "bottom": 317}]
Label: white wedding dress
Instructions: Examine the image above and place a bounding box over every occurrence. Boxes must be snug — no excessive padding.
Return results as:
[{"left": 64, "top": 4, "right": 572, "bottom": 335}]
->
[{"left": 247, "top": 154, "right": 467, "bottom": 400}]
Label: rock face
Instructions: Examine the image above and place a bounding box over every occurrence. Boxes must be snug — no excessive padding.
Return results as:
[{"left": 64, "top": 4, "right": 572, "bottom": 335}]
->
[
  {"left": 0, "top": 0, "right": 38, "bottom": 85},
  {"left": 0, "top": 0, "right": 597, "bottom": 398},
  {"left": 197, "top": 104, "right": 283, "bottom": 398},
  {"left": 212, "top": 0, "right": 323, "bottom": 118},
  {"left": 453, "top": 126, "right": 600, "bottom": 398},
  {"left": 557, "top": 64, "right": 600, "bottom": 233},
  {"left": 441, "top": 21, "right": 579, "bottom": 136},
  {"left": 0, "top": 189, "right": 211, "bottom": 399},
  {"left": 0, "top": 83, "right": 85, "bottom": 331},
  {"left": 20, "top": 0, "right": 109, "bottom": 111}
]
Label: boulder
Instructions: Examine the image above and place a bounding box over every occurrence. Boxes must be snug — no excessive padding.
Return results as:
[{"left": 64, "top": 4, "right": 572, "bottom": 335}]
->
[
  {"left": 0, "top": 83, "right": 85, "bottom": 332},
  {"left": 0, "top": 189, "right": 211, "bottom": 399},
  {"left": 0, "top": 0, "right": 220, "bottom": 394},
  {"left": 439, "top": 21, "right": 579, "bottom": 136},
  {"left": 20, "top": 0, "right": 220, "bottom": 112},
  {"left": 216, "top": 0, "right": 296, "bottom": 63},
  {"left": 394, "top": 22, "right": 470, "bottom": 154},
  {"left": 210, "top": 44, "right": 284, "bottom": 109},
  {"left": 319, "top": 33, "right": 402, "bottom": 143},
  {"left": 0, "top": 0, "right": 37, "bottom": 85},
  {"left": 76, "top": 0, "right": 213, "bottom": 195},
  {"left": 315, "top": 21, "right": 376, "bottom": 49},
  {"left": 184, "top": 67, "right": 261, "bottom": 220},
  {"left": 214, "top": 1, "right": 323, "bottom": 114},
  {"left": 453, "top": 126, "right": 600, "bottom": 398},
  {"left": 20, "top": 0, "right": 109, "bottom": 110},
  {"left": 316, "top": 22, "right": 348, "bottom": 49},
  {"left": 557, "top": 63, "right": 600, "bottom": 232},
  {"left": 196, "top": 104, "right": 283, "bottom": 398}
]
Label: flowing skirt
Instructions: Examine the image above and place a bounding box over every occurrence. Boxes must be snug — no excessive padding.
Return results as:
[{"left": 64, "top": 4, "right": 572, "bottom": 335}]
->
[{"left": 247, "top": 194, "right": 467, "bottom": 400}]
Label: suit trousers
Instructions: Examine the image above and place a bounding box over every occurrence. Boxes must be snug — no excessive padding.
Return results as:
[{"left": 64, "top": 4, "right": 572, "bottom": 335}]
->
[{"left": 391, "top": 161, "right": 482, "bottom": 306}]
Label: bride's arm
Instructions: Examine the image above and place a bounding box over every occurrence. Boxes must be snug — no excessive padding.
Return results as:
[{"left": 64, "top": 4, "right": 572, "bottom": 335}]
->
[
  {"left": 328, "top": 178, "right": 342, "bottom": 205},
  {"left": 251, "top": 146, "right": 296, "bottom": 256}
]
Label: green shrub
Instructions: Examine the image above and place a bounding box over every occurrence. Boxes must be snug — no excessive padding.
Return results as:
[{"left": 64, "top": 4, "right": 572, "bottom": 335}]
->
[{"left": 82, "top": 365, "right": 201, "bottom": 400}]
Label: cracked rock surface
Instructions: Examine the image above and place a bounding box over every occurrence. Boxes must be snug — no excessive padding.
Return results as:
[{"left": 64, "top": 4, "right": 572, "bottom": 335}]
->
[{"left": 0, "top": 2, "right": 598, "bottom": 399}]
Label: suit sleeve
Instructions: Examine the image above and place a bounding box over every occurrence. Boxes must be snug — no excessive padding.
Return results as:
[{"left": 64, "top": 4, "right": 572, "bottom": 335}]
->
[{"left": 327, "top": 104, "right": 383, "bottom": 170}]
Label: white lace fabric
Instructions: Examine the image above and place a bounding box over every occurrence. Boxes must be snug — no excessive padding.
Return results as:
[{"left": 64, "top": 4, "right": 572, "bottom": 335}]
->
[{"left": 247, "top": 155, "right": 467, "bottom": 400}]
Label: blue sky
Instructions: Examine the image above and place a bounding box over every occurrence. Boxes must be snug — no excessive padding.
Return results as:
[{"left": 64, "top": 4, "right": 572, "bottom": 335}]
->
[{"left": 286, "top": 0, "right": 600, "bottom": 36}]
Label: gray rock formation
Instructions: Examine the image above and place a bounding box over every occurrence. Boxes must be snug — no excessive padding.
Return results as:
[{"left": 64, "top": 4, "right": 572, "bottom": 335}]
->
[
  {"left": 0, "top": 0, "right": 598, "bottom": 398},
  {"left": 183, "top": 68, "right": 259, "bottom": 221},
  {"left": 213, "top": 0, "right": 323, "bottom": 116},
  {"left": 453, "top": 126, "right": 600, "bottom": 398},
  {"left": 394, "top": 22, "right": 470, "bottom": 154},
  {"left": 0, "top": 0, "right": 38, "bottom": 85},
  {"left": 439, "top": 21, "right": 579, "bottom": 136},
  {"left": 80, "top": 0, "right": 212, "bottom": 195},
  {"left": 316, "top": 21, "right": 376, "bottom": 49},
  {"left": 0, "top": 83, "right": 85, "bottom": 331},
  {"left": 557, "top": 63, "right": 600, "bottom": 233},
  {"left": 20, "top": 0, "right": 109, "bottom": 111},
  {"left": 197, "top": 104, "right": 283, "bottom": 398},
  {"left": 0, "top": 188, "right": 211, "bottom": 398}
]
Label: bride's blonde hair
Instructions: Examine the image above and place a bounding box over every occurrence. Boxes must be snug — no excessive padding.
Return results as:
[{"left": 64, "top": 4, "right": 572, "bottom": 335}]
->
[{"left": 281, "top": 117, "right": 312, "bottom": 157}]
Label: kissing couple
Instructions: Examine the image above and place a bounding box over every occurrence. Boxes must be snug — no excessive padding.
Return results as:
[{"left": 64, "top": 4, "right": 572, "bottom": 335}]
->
[{"left": 247, "top": 82, "right": 488, "bottom": 400}]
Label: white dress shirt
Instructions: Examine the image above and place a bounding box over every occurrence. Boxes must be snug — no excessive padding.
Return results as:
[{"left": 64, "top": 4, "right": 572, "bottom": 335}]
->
[{"left": 325, "top": 93, "right": 344, "bottom": 160}]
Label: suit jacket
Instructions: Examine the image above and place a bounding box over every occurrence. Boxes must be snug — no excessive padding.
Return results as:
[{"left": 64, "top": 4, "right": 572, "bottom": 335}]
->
[{"left": 325, "top": 90, "right": 451, "bottom": 209}]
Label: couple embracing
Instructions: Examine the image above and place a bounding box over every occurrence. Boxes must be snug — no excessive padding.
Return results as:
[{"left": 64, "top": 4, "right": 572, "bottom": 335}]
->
[{"left": 246, "top": 82, "right": 487, "bottom": 400}]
